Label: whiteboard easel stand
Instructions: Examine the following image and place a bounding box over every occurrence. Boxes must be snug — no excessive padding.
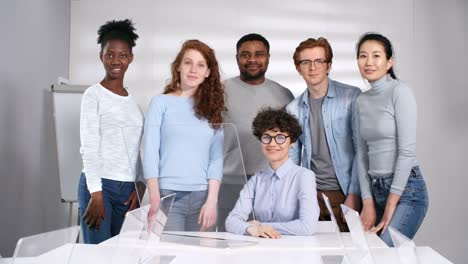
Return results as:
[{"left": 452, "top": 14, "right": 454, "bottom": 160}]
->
[{"left": 51, "top": 84, "right": 88, "bottom": 227}]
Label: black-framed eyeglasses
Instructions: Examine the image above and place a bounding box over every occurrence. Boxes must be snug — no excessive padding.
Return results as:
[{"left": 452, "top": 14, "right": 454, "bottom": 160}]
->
[
  {"left": 298, "top": 59, "right": 328, "bottom": 68},
  {"left": 260, "top": 134, "right": 290, "bottom": 145}
]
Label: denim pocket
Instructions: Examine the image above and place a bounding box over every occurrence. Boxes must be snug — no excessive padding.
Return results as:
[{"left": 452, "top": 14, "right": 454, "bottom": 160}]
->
[
  {"left": 399, "top": 167, "right": 429, "bottom": 207},
  {"left": 371, "top": 175, "right": 392, "bottom": 207},
  {"left": 371, "top": 175, "right": 392, "bottom": 192}
]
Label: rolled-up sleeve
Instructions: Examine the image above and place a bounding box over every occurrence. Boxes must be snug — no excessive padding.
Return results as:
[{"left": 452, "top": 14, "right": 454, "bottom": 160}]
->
[
  {"left": 143, "top": 97, "right": 164, "bottom": 179},
  {"left": 207, "top": 128, "right": 224, "bottom": 181}
]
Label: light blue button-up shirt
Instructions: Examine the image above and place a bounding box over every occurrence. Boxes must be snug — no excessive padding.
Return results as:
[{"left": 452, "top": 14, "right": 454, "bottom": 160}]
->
[
  {"left": 225, "top": 159, "right": 319, "bottom": 236},
  {"left": 286, "top": 79, "right": 361, "bottom": 195}
]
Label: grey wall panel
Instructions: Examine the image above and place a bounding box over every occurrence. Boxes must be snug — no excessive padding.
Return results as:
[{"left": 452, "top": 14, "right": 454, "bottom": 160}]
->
[{"left": 0, "top": 0, "right": 71, "bottom": 257}]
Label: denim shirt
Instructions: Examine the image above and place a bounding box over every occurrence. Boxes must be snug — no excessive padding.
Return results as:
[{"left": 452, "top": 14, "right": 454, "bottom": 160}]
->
[{"left": 286, "top": 78, "right": 361, "bottom": 196}]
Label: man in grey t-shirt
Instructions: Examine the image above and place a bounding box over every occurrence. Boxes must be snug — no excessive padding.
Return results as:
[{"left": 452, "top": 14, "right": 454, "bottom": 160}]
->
[
  {"left": 218, "top": 33, "right": 294, "bottom": 231},
  {"left": 286, "top": 37, "right": 361, "bottom": 231}
]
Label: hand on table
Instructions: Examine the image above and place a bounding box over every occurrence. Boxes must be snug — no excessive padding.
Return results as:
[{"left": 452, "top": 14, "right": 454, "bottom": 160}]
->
[{"left": 246, "top": 224, "right": 281, "bottom": 239}]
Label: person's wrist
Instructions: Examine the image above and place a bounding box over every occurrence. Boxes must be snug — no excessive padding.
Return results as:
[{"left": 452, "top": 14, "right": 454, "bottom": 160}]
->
[
  {"left": 362, "top": 198, "right": 374, "bottom": 207},
  {"left": 91, "top": 191, "right": 103, "bottom": 200},
  {"left": 246, "top": 225, "right": 256, "bottom": 236},
  {"left": 205, "top": 198, "right": 217, "bottom": 206},
  {"left": 149, "top": 196, "right": 160, "bottom": 207}
]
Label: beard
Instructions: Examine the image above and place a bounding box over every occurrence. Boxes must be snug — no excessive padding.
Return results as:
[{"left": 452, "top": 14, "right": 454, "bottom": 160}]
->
[{"left": 240, "top": 65, "right": 266, "bottom": 82}]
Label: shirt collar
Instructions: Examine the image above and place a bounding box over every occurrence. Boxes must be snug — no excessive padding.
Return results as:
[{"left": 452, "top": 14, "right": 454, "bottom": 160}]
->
[
  {"left": 264, "top": 158, "right": 295, "bottom": 180},
  {"left": 300, "top": 78, "right": 336, "bottom": 108},
  {"left": 326, "top": 78, "right": 336, "bottom": 98}
]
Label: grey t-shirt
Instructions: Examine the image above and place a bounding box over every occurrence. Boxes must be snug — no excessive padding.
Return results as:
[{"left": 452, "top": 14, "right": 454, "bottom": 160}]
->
[
  {"left": 309, "top": 95, "right": 340, "bottom": 191},
  {"left": 223, "top": 76, "right": 294, "bottom": 184}
]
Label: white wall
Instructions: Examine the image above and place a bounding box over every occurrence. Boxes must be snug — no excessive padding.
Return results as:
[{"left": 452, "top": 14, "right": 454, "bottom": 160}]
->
[
  {"left": 0, "top": 0, "right": 71, "bottom": 257},
  {"left": 67, "top": 1, "right": 468, "bottom": 262},
  {"left": 0, "top": 0, "right": 466, "bottom": 262},
  {"left": 69, "top": 0, "right": 414, "bottom": 107}
]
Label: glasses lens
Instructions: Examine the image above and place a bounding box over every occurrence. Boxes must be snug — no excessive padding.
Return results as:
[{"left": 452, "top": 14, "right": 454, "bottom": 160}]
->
[
  {"left": 261, "top": 135, "right": 271, "bottom": 144},
  {"left": 300, "top": 60, "right": 311, "bottom": 67},
  {"left": 275, "top": 135, "right": 286, "bottom": 144},
  {"left": 314, "top": 59, "right": 326, "bottom": 68}
]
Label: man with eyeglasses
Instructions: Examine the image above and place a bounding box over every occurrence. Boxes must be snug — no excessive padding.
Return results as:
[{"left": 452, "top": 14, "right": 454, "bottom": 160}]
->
[
  {"left": 286, "top": 37, "right": 361, "bottom": 232},
  {"left": 219, "top": 33, "right": 294, "bottom": 231}
]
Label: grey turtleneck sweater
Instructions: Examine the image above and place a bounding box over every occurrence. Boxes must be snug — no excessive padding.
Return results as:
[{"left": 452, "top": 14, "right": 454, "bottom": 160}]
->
[{"left": 355, "top": 74, "right": 418, "bottom": 199}]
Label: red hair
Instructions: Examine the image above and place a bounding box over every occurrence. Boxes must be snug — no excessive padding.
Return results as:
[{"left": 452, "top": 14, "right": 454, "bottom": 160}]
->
[{"left": 164, "top": 40, "right": 225, "bottom": 129}]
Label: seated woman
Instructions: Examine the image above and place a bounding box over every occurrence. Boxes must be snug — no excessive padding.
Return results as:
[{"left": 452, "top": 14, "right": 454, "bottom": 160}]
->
[{"left": 225, "top": 108, "right": 319, "bottom": 238}]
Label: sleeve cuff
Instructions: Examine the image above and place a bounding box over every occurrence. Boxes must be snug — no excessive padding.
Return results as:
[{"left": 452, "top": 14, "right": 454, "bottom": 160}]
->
[
  {"left": 390, "top": 186, "right": 404, "bottom": 196},
  {"left": 348, "top": 184, "right": 361, "bottom": 196},
  {"left": 241, "top": 223, "right": 253, "bottom": 236},
  {"left": 87, "top": 185, "right": 102, "bottom": 194}
]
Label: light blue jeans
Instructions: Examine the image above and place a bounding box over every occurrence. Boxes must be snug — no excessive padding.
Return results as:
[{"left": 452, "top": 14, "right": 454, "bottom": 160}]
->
[
  {"left": 160, "top": 189, "right": 212, "bottom": 232},
  {"left": 371, "top": 166, "right": 429, "bottom": 246}
]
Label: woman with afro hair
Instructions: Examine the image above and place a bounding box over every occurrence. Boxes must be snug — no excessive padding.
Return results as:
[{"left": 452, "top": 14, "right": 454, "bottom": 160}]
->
[{"left": 78, "top": 19, "right": 145, "bottom": 244}]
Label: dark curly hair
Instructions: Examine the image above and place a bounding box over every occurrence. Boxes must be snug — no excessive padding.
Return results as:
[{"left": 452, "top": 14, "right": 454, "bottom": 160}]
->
[
  {"left": 97, "top": 19, "right": 139, "bottom": 51},
  {"left": 164, "top": 40, "right": 226, "bottom": 130},
  {"left": 252, "top": 107, "right": 302, "bottom": 143}
]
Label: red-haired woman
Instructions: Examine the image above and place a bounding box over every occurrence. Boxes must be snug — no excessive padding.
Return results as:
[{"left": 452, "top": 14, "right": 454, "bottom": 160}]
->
[{"left": 143, "top": 40, "right": 225, "bottom": 231}]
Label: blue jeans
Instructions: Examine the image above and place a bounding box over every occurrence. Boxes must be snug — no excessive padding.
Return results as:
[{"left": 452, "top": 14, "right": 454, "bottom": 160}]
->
[
  {"left": 159, "top": 189, "right": 211, "bottom": 232},
  {"left": 371, "top": 166, "right": 429, "bottom": 246},
  {"left": 77, "top": 173, "right": 135, "bottom": 244}
]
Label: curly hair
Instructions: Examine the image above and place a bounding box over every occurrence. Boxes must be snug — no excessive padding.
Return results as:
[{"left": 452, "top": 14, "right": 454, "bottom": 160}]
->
[
  {"left": 252, "top": 107, "right": 302, "bottom": 143},
  {"left": 164, "top": 40, "right": 226, "bottom": 129},
  {"left": 97, "top": 19, "right": 139, "bottom": 51}
]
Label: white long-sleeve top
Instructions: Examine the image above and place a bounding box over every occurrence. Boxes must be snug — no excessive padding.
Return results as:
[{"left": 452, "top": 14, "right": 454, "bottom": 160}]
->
[{"left": 80, "top": 83, "right": 144, "bottom": 193}]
